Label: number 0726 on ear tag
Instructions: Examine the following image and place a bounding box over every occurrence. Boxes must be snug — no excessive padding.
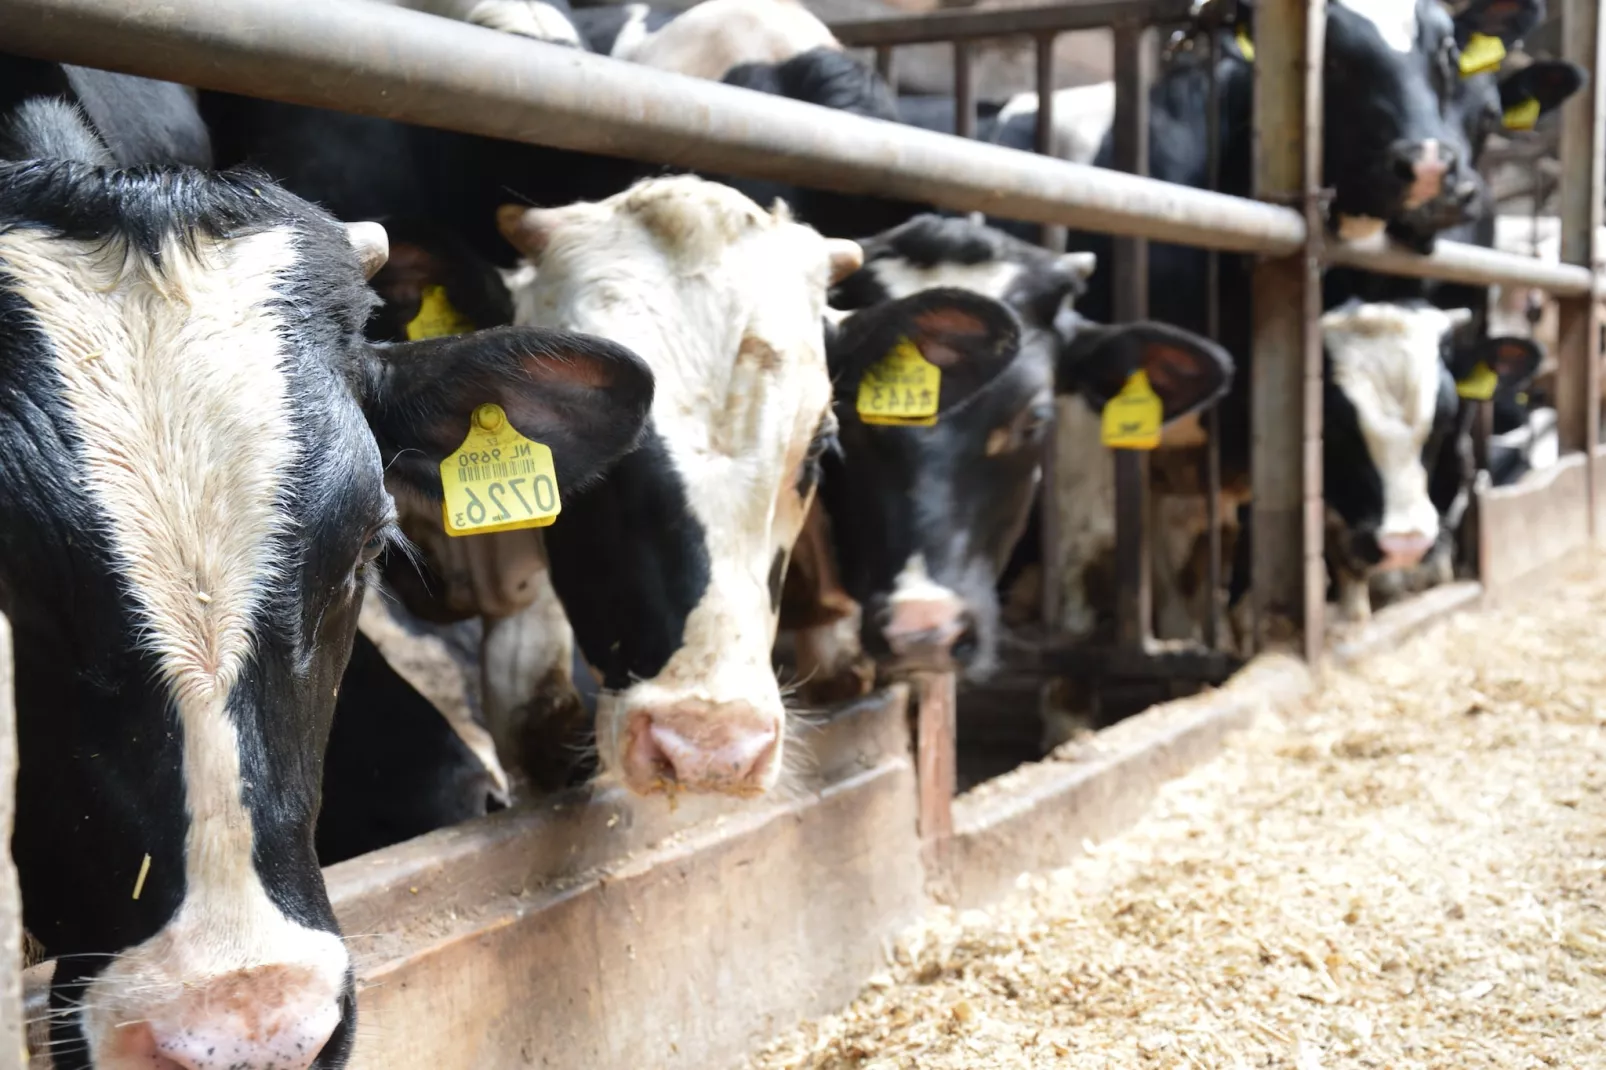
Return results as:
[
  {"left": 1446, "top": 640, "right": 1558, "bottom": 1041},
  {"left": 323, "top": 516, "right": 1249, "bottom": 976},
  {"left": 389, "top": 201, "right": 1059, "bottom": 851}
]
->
[{"left": 441, "top": 403, "right": 561, "bottom": 537}]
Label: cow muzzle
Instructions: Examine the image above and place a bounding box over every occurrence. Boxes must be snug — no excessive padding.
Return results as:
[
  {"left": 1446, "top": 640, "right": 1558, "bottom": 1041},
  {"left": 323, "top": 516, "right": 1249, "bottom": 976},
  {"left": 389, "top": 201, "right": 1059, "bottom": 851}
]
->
[
  {"left": 1376, "top": 532, "right": 1435, "bottom": 571},
  {"left": 621, "top": 701, "right": 781, "bottom": 797},
  {"left": 1390, "top": 139, "right": 1455, "bottom": 212},
  {"left": 878, "top": 591, "right": 973, "bottom": 673},
  {"left": 98, "top": 964, "right": 342, "bottom": 1070}
]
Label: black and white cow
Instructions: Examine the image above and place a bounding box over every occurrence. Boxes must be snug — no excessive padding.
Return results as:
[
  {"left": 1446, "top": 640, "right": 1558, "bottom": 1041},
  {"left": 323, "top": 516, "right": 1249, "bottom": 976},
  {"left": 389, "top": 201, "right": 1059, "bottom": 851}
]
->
[
  {"left": 803, "top": 216, "right": 1232, "bottom": 686},
  {"left": 0, "top": 77, "right": 652, "bottom": 1068},
  {"left": 498, "top": 176, "right": 864, "bottom": 798}
]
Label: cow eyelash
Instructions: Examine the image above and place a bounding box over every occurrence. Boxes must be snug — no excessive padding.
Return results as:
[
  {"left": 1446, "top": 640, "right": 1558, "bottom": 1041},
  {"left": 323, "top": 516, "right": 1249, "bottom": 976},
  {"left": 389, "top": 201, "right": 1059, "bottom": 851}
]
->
[{"left": 357, "top": 520, "right": 404, "bottom": 572}]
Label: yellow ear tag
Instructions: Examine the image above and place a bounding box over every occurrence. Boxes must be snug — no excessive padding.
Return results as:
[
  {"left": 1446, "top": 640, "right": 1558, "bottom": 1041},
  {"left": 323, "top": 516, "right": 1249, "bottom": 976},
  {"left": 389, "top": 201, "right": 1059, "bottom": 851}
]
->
[
  {"left": 440, "top": 403, "right": 561, "bottom": 536},
  {"left": 1101, "top": 369, "right": 1164, "bottom": 450},
  {"left": 856, "top": 337, "right": 942, "bottom": 428},
  {"left": 1503, "top": 97, "right": 1542, "bottom": 131},
  {"left": 405, "top": 285, "right": 476, "bottom": 341},
  {"left": 1456, "top": 361, "right": 1499, "bottom": 401},
  {"left": 1235, "top": 25, "right": 1255, "bottom": 63},
  {"left": 1459, "top": 32, "right": 1506, "bottom": 78}
]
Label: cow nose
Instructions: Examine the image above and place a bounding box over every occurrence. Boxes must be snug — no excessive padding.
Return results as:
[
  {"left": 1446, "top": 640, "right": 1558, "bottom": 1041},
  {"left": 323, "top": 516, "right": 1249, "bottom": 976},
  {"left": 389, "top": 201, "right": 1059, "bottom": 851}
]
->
[
  {"left": 622, "top": 702, "right": 780, "bottom": 796},
  {"left": 1377, "top": 532, "right": 1435, "bottom": 570},
  {"left": 132, "top": 965, "right": 341, "bottom": 1070},
  {"left": 880, "top": 593, "right": 972, "bottom": 666},
  {"left": 1391, "top": 139, "right": 1453, "bottom": 210}
]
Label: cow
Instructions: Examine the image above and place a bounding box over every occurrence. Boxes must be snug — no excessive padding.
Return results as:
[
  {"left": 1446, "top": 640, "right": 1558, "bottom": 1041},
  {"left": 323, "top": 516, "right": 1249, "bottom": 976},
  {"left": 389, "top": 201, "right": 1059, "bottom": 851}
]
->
[
  {"left": 498, "top": 175, "right": 865, "bottom": 798},
  {"left": 0, "top": 75, "right": 652, "bottom": 1069},
  {"left": 804, "top": 216, "right": 1232, "bottom": 690}
]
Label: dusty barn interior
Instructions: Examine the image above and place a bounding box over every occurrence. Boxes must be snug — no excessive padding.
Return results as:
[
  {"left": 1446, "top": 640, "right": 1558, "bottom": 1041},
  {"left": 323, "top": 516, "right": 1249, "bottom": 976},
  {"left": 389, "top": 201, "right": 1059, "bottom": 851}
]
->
[{"left": 0, "top": 0, "right": 1601, "bottom": 1067}]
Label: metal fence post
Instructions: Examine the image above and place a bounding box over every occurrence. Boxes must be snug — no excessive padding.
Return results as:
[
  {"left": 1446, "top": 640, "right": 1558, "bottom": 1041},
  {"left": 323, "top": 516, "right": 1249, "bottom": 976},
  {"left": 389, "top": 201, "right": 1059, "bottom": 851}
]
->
[
  {"left": 1112, "top": 19, "right": 1155, "bottom": 650},
  {"left": 0, "top": 614, "right": 21, "bottom": 1069},
  {"left": 1557, "top": 0, "right": 1604, "bottom": 535},
  {"left": 1250, "top": 0, "right": 1326, "bottom": 659}
]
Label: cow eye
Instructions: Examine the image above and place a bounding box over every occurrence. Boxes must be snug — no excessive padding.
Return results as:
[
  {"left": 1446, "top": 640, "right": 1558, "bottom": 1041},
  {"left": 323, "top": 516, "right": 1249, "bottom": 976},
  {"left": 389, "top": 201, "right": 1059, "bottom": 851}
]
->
[{"left": 355, "top": 522, "right": 397, "bottom": 577}]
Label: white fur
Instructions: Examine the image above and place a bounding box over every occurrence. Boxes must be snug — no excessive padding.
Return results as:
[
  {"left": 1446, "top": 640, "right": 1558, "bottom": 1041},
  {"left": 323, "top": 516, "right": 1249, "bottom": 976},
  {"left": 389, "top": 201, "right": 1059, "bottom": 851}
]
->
[
  {"left": 1321, "top": 302, "right": 1465, "bottom": 544},
  {"left": 623, "top": 0, "right": 840, "bottom": 78},
  {"left": 999, "top": 82, "right": 1117, "bottom": 166},
  {"left": 467, "top": 0, "right": 583, "bottom": 44},
  {"left": 888, "top": 553, "right": 958, "bottom": 609},
  {"left": 0, "top": 228, "right": 348, "bottom": 1058},
  {"left": 1337, "top": 0, "right": 1418, "bottom": 53},
  {"left": 610, "top": 2, "right": 656, "bottom": 57},
  {"left": 507, "top": 177, "right": 839, "bottom": 792},
  {"left": 869, "top": 257, "right": 1023, "bottom": 303}
]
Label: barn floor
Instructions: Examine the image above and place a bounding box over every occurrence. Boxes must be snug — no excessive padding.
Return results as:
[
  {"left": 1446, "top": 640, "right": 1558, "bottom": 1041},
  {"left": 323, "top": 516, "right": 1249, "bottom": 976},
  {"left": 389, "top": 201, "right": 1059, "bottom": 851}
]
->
[{"left": 746, "top": 555, "right": 1606, "bottom": 1070}]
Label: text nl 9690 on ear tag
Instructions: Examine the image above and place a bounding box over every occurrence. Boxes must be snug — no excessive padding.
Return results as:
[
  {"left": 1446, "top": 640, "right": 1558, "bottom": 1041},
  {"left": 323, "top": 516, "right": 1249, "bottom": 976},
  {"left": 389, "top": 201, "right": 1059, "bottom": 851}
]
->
[
  {"left": 441, "top": 403, "right": 561, "bottom": 537},
  {"left": 1456, "top": 361, "right": 1499, "bottom": 401},
  {"left": 1101, "top": 369, "right": 1163, "bottom": 450},
  {"left": 856, "top": 337, "right": 942, "bottom": 428}
]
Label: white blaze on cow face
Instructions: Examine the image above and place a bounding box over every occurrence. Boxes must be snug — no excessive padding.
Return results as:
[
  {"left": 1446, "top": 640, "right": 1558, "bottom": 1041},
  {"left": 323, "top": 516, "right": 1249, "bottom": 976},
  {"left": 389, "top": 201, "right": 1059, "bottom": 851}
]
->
[
  {"left": 0, "top": 227, "right": 349, "bottom": 1067},
  {"left": 1337, "top": 0, "right": 1420, "bottom": 53},
  {"left": 1322, "top": 302, "right": 1467, "bottom": 569},
  {"left": 507, "top": 177, "right": 847, "bottom": 797}
]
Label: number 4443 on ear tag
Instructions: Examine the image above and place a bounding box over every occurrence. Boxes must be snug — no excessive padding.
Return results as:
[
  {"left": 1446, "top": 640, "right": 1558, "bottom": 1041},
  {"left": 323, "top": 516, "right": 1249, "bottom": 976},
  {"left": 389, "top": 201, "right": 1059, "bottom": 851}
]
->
[
  {"left": 1101, "top": 370, "right": 1163, "bottom": 450},
  {"left": 857, "top": 337, "right": 942, "bottom": 428},
  {"left": 441, "top": 403, "right": 562, "bottom": 537}
]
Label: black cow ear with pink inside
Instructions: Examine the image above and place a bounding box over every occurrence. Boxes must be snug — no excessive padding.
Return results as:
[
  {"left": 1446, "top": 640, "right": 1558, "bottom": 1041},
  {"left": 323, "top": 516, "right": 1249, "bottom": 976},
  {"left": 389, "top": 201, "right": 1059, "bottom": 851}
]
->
[
  {"left": 1451, "top": 336, "right": 1543, "bottom": 401},
  {"left": 826, "top": 288, "right": 1023, "bottom": 428},
  {"left": 1055, "top": 318, "right": 1235, "bottom": 441},
  {"left": 1498, "top": 62, "right": 1588, "bottom": 131}
]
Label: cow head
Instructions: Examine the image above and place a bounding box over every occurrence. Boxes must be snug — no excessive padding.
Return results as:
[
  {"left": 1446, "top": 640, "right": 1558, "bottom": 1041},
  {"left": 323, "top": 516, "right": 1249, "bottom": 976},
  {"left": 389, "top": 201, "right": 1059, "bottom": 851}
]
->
[
  {"left": 0, "top": 156, "right": 650, "bottom": 1069},
  {"left": 1321, "top": 300, "right": 1470, "bottom": 617},
  {"left": 499, "top": 176, "right": 861, "bottom": 798},
  {"left": 824, "top": 216, "right": 1231, "bottom": 678}
]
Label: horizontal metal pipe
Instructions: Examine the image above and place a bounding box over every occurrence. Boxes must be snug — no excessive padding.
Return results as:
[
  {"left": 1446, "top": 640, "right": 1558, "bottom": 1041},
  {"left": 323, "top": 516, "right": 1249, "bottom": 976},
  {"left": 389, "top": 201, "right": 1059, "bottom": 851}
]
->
[
  {"left": 1325, "top": 237, "right": 1596, "bottom": 296},
  {"left": 1, "top": 0, "right": 1599, "bottom": 300},
  {"left": 830, "top": 0, "right": 1196, "bottom": 47},
  {"left": 0, "top": 0, "right": 1306, "bottom": 256}
]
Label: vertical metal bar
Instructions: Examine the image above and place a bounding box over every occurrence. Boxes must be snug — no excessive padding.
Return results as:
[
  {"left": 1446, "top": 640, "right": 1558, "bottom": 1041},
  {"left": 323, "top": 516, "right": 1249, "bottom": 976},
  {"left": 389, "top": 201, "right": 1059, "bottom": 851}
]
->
[
  {"left": 875, "top": 44, "right": 895, "bottom": 85},
  {"left": 914, "top": 670, "right": 956, "bottom": 885},
  {"left": 1112, "top": 20, "right": 1154, "bottom": 649},
  {"left": 0, "top": 613, "right": 19, "bottom": 1068},
  {"left": 1251, "top": 0, "right": 1326, "bottom": 660},
  {"left": 1203, "top": 26, "right": 1224, "bottom": 650},
  {"left": 1035, "top": 29, "right": 1065, "bottom": 631},
  {"left": 953, "top": 41, "right": 975, "bottom": 140},
  {"left": 1557, "top": 0, "right": 1604, "bottom": 536},
  {"left": 1034, "top": 32, "right": 1068, "bottom": 252}
]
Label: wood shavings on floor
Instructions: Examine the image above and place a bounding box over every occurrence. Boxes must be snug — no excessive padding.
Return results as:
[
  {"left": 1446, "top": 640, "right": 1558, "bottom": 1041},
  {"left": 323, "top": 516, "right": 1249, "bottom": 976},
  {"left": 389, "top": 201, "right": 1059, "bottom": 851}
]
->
[{"left": 747, "top": 557, "right": 1606, "bottom": 1070}]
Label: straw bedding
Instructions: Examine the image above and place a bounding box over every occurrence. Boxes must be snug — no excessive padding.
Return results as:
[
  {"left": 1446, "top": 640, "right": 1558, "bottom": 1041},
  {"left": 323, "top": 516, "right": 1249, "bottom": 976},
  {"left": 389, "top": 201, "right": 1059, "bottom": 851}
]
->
[{"left": 748, "top": 557, "right": 1606, "bottom": 1069}]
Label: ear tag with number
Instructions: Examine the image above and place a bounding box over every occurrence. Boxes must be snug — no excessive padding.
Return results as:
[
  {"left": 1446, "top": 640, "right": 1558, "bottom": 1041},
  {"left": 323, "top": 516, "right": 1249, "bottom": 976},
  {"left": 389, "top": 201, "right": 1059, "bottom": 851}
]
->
[
  {"left": 1503, "top": 97, "right": 1542, "bottom": 131},
  {"left": 1235, "top": 25, "right": 1255, "bottom": 63},
  {"left": 406, "top": 285, "right": 476, "bottom": 341},
  {"left": 1101, "top": 369, "right": 1163, "bottom": 450},
  {"left": 441, "top": 403, "right": 561, "bottom": 537},
  {"left": 1456, "top": 361, "right": 1499, "bottom": 401},
  {"left": 856, "top": 337, "right": 942, "bottom": 428},
  {"left": 1459, "top": 33, "right": 1506, "bottom": 78}
]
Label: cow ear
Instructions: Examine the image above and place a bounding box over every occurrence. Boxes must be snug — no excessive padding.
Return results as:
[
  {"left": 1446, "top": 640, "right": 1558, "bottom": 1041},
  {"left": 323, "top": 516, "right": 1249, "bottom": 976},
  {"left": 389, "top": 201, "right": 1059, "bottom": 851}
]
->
[
  {"left": 1455, "top": 0, "right": 1546, "bottom": 48},
  {"left": 1457, "top": 335, "right": 1544, "bottom": 396},
  {"left": 1499, "top": 61, "right": 1588, "bottom": 120},
  {"left": 1057, "top": 321, "right": 1234, "bottom": 423},
  {"left": 366, "top": 223, "right": 514, "bottom": 344},
  {"left": 827, "top": 288, "right": 1022, "bottom": 419},
  {"left": 362, "top": 326, "right": 655, "bottom": 500}
]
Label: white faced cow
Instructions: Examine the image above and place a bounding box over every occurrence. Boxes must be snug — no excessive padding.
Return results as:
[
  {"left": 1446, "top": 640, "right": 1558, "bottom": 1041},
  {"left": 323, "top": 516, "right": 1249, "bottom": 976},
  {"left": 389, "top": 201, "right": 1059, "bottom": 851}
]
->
[
  {"left": 0, "top": 92, "right": 651, "bottom": 1068},
  {"left": 499, "top": 175, "right": 862, "bottom": 798}
]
